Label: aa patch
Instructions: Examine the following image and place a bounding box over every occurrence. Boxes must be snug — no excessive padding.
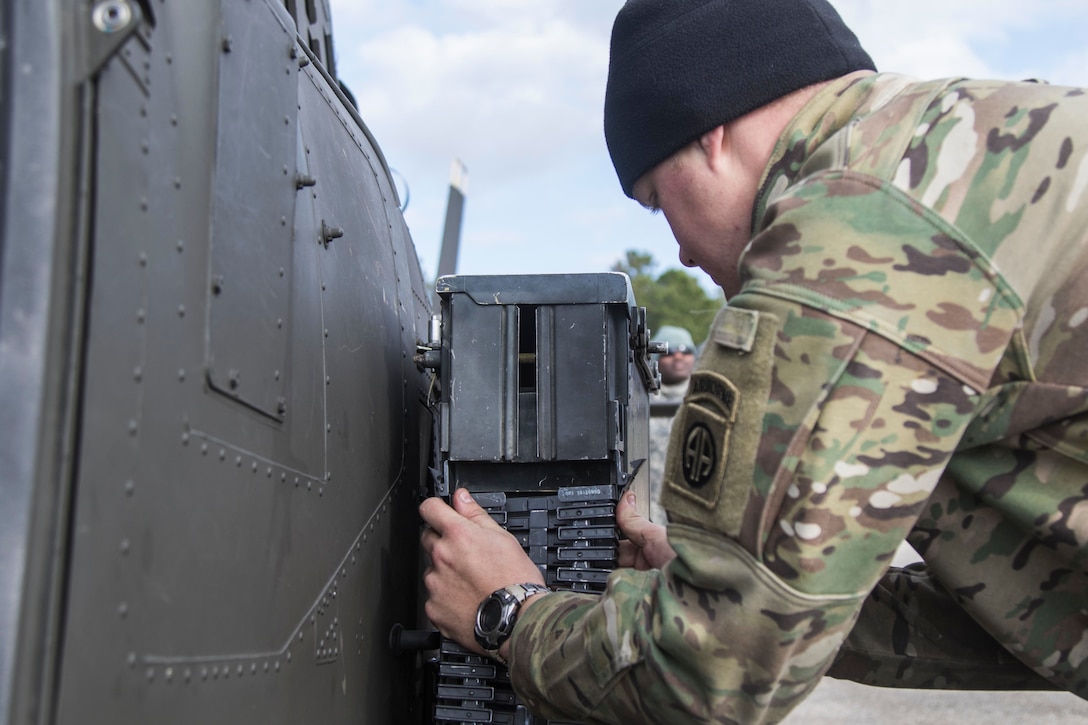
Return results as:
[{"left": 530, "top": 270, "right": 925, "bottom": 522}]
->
[{"left": 665, "top": 371, "right": 739, "bottom": 510}]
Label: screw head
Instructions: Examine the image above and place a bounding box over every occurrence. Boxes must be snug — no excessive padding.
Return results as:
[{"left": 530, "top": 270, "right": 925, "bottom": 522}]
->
[{"left": 92, "top": 0, "right": 133, "bottom": 33}]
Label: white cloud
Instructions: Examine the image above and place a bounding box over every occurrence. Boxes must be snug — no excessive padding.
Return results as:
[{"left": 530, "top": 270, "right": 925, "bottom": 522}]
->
[
  {"left": 326, "top": 0, "right": 1088, "bottom": 287},
  {"left": 1048, "top": 46, "right": 1088, "bottom": 87},
  {"left": 336, "top": 1, "right": 612, "bottom": 185},
  {"left": 833, "top": 0, "right": 1088, "bottom": 85}
]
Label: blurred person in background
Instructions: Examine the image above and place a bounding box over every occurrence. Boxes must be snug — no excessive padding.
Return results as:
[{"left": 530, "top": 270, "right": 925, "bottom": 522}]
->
[{"left": 647, "top": 324, "right": 697, "bottom": 525}]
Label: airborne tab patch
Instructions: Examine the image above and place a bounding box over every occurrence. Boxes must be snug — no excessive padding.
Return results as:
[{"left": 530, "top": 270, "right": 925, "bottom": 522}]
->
[{"left": 688, "top": 373, "right": 740, "bottom": 416}]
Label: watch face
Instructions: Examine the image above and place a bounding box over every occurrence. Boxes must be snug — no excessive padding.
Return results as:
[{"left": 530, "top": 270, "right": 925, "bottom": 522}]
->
[{"left": 479, "top": 597, "right": 504, "bottom": 633}]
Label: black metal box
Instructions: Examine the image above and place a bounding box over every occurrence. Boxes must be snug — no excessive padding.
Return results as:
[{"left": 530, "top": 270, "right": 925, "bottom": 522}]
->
[
  {"left": 425, "top": 272, "right": 657, "bottom": 724},
  {"left": 434, "top": 272, "right": 655, "bottom": 502}
]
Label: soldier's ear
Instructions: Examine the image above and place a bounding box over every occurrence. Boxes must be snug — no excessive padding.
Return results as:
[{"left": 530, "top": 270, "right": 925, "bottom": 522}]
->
[{"left": 698, "top": 125, "right": 727, "bottom": 167}]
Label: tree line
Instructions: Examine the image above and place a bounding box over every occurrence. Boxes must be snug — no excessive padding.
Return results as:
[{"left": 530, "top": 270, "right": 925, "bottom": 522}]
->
[{"left": 612, "top": 250, "right": 724, "bottom": 349}]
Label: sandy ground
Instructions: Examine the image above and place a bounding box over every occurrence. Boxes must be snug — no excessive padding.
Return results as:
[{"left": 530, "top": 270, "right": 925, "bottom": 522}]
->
[{"left": 785, "top": 676, "right": 1088, "bottom": 724}]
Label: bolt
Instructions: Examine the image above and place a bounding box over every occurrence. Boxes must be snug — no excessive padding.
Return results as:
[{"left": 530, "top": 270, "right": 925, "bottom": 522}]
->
[
  {"left": 321, "top": 221, "right": 343, "bottom": 247},
  {"left": 92, "top": 0, "right": 132, "bottom": 33}
]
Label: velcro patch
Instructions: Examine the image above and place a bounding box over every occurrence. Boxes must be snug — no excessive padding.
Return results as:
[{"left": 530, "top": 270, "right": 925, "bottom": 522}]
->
[
  {"left": 711, "top": 306, "right": 759, "bottom": 352},
  {"left": 661, "top": 304, "right": 778, "bottom": 540}
]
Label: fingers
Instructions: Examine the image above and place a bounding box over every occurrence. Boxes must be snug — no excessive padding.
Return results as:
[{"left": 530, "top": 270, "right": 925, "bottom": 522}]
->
[
  {"left": 616, "top": 491, "right": 646, "bottom": 541},
  {"left": 615, "top": 491, "right": 677, "bottom": 570},
  {"left": 420, "top": 489, "right": 501, "bottom": 534},
  {"left": 419, "top": 489, "right": 512, "bottom": 570},
  {"left": 618, "top": 539, "right": 638, "bottom": 569},
  {"left": 419, "top": 495, "right": 457, "bottom": 535},
  {"left": 617, "top": 494, "right": 647, "bottom": 569},
  {"left": 420, "top": 522, "right": 439, "bottom": 556},
  {"left": 451, "top": 488, "right": 503, "bottom": 531}
]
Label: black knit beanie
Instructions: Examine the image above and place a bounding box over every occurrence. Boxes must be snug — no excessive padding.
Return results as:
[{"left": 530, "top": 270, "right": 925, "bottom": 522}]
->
[{"left": 604, "top": 0, "right": 875, "bottom": 198}]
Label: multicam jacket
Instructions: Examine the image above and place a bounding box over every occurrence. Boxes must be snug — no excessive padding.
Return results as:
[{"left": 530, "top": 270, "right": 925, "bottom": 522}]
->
[{"left": 507, "top": 72, "right": 1088, "bottom": 724}]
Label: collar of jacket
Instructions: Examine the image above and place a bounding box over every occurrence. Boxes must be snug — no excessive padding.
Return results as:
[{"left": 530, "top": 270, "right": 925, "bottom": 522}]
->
[{"left": 751, "top": 71, "right": 919, "bottom": 232}]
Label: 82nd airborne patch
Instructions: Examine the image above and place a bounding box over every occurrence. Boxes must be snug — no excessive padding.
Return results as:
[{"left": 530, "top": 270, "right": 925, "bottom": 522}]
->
[
  {"left": 665, "top": 371, "right": 739, "bottom": 510},
  {"left": 682, "top": 422, "right": 717, "bottom": 489}
]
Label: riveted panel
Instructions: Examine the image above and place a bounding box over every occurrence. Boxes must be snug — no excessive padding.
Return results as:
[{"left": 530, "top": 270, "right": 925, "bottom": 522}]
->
[
  {"left": 33, "top": 1, "right": 432, "bottom": 723},
  {"left": 206, "top": 0, "right": 298, "bottom": 418}
]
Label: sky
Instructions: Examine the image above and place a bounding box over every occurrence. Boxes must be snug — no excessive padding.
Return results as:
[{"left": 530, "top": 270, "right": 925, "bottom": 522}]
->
[{"left": 326, "top": 0, "right": 1088, "bottom": 294}]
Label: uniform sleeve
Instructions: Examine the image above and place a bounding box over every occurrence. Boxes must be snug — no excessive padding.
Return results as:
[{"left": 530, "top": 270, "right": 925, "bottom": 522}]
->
[
  {"left": 828, "top": 564, "right": 1060, "bottom": 691},
  {"left": 507, "top": 172, "right": 1022, "bottom": 724}
]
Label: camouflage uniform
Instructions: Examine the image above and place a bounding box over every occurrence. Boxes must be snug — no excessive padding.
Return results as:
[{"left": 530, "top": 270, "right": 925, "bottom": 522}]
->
[{"left": 508, "top": 72, "right": 1088, "bottom": 723}]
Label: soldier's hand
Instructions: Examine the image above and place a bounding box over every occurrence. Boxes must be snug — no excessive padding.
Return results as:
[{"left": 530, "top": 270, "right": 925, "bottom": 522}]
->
[
  {"left": 617, "top": 492, "right": 676, "bottom": 570},
  {"left": 419, "top": 488, "right": 545, "bottom": 654}
]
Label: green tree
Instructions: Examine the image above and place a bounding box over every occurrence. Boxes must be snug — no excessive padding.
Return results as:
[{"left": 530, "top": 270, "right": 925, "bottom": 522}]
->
[{"left": 612, "top": 250, "right": 723, "bottom": 345}]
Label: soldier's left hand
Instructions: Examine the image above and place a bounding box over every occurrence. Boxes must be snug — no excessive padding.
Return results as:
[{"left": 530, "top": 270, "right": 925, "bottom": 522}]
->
[
  {"left": 419, "top": 488, "right": 545, "bottom": 654},
  {"left": 617, "top": 491, "right": 676, "bottom": 570}
]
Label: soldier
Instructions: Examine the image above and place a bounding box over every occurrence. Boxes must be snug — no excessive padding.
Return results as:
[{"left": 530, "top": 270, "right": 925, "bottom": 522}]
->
[
  {"left": 648, "top": 325, "right": 697, "bottom": 525},
  {"left": 419, "top": 0, "right": 1088, "bottom": 722}
]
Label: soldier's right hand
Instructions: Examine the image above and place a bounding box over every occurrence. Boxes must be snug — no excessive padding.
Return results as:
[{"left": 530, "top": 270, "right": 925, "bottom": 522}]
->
[
  {"left": 616, "top": 492, "right": 676, "bottom": 570},
  {"left": 419, "top": 489, "right": 545, "bottom": 655}
]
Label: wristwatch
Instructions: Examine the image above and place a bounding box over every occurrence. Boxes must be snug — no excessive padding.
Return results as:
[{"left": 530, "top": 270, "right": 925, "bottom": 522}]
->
[{"left": 474, "top": 582, "right": 552, "bottom": 663}]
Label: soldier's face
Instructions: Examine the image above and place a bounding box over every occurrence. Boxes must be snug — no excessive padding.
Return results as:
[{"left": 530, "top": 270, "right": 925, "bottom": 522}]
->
[
  {"left": 658, "top": 349, "right": 695, "bottom": 385},
  {"left": 632, "top": 127, "right": 758, "bottom": 298}
]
